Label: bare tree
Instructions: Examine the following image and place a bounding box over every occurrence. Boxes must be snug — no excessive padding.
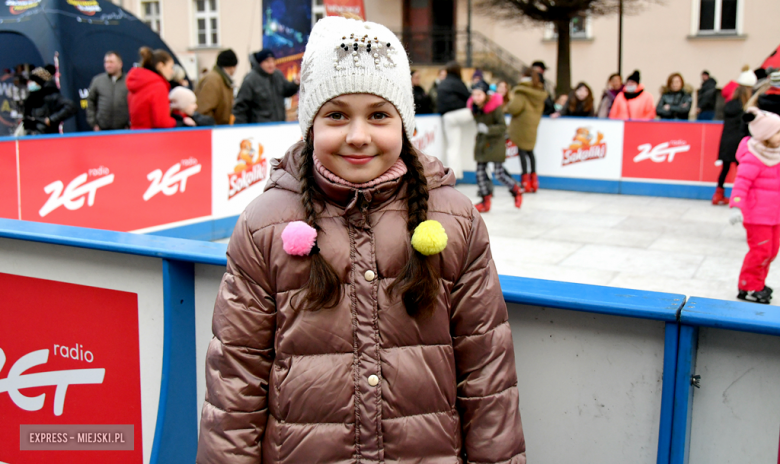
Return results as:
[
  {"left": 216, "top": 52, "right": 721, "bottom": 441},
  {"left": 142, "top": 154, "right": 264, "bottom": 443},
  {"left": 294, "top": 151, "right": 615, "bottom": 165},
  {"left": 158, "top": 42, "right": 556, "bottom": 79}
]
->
[{"left": 476, "top": 0, "right": 656, "bottom": 97}]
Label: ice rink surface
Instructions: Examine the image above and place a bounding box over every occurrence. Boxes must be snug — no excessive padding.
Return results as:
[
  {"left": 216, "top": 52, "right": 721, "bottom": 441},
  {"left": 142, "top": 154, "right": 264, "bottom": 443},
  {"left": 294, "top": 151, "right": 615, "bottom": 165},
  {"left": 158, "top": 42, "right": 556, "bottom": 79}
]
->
[
  {"left": 217, "top": 185, "right": 780, "bottom": 306},
  {"left": 456, "top": 185, "right": 780, "bottom": 306}
]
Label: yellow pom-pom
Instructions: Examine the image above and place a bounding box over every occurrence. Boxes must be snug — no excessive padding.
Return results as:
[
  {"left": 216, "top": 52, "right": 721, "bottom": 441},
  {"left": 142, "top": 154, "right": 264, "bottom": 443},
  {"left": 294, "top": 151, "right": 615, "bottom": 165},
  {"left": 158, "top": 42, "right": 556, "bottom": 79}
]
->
[{"left": 411, "top": 220, "right": 448, "bottom": 256}]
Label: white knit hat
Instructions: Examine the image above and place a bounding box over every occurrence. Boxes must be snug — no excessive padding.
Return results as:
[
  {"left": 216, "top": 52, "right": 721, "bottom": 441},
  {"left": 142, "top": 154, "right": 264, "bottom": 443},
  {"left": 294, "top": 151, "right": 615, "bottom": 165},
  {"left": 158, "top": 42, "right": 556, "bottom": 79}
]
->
[
  {"left": 737, "top": 66, "right": 757, "bottom": 87},
  {"left": 169, "top": 87, "right": 197, "bottom": 111},
  {"left": 770, "top": 71, "right": 780, "bottom": 88},
  {"left": 298, "top": 16, "right": 414, "bottom": 141}
]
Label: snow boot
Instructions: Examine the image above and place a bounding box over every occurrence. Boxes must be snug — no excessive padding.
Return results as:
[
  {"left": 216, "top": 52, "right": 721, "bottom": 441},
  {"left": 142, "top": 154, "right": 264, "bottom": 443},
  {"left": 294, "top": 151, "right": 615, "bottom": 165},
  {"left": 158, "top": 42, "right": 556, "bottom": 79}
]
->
[
  {"left": 711, "top": 187, "right": 729, "bottom": 205},
  {"left": 511, "top": 184, "right": 523, "bottom": 208},
  {"left": 530, "top": 173, "right": 539, "bottom": 192},
  {"left": 475, "top": 194, "right": 492, "bottom": 213},
  {"left": 737, "top": 288, "right": 772, "bottom": 304},
  {"left": 521, "top": 174, "right": 533, "bottom": 193}
]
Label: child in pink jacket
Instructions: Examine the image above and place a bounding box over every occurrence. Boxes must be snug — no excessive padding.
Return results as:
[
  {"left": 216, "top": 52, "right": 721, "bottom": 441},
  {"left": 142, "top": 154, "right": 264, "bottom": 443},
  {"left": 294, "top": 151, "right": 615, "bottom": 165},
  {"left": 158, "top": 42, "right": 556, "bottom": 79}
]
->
[{"left": 729, "top": 107, "right": 780, "bottom": 304}]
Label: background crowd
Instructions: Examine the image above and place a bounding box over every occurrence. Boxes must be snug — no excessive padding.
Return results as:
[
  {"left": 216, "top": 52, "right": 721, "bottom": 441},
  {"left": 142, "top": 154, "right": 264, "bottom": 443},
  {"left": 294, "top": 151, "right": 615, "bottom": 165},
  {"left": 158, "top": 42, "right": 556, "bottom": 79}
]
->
[{"left": 8, "top": 45, "right": 298, "bottom": 136}]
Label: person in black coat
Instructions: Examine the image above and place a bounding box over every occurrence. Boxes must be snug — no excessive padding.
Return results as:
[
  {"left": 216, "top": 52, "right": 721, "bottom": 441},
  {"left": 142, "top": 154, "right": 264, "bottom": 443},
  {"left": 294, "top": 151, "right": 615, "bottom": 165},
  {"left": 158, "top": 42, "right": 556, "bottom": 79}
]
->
[
  {"left": 696, "top": 71, "right": 718, "bottom": 120},
  {"left": 656, "top": 73, "right": 693, "bottom": 120},
  {"left": 22, "top": 67, "right": 77, "bottom": 135},
  {"left": 436, "top": 61, "right": 471, "bottom": 116},
  {"left": 713, "top": 85, "right": 752, "bottom": 205},
  {"left": 411, "top": 70, "right": 433, "bottom": 114}
]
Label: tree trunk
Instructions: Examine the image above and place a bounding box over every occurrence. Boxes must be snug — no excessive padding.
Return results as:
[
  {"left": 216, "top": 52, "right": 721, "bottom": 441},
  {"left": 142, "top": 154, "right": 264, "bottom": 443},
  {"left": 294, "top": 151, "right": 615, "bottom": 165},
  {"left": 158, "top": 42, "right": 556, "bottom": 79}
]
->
[{"left": 555, "top": 18, "right": 572, "bottom": 98}]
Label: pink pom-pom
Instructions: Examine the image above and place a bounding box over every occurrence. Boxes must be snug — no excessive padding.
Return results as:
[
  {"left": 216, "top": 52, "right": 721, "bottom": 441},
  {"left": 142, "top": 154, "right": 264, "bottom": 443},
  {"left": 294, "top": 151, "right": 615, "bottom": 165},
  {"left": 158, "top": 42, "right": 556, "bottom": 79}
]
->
[{"left": 281, "top": 221, "right": 318, "bottom": 256}]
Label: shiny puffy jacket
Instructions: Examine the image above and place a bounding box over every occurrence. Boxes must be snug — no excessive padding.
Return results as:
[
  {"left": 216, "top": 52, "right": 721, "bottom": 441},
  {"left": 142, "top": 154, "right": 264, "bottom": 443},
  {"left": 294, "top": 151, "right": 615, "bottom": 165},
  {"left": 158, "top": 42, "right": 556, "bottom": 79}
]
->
[
  {"left": 197, "top": 141, "right": 526, "bottom": 464},
  {"left": 730, "top": 137, "right": 780, "bottom": 225}
]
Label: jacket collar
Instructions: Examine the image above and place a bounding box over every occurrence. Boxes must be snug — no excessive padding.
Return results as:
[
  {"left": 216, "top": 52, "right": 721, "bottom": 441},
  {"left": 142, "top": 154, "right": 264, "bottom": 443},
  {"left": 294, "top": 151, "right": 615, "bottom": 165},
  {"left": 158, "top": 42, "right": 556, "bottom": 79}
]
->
[{"left": 214, "top": 66, "right": 233, "bottom": 87}]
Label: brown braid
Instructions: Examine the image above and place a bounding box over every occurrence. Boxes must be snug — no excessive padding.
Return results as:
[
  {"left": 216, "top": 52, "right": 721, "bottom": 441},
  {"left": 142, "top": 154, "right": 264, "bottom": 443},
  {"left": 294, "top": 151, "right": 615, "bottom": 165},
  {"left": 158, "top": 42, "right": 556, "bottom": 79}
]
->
[
  {"left": 387, "top": 135, "right": 441, "bottom": 318},
  {"left": 291, "top": 137, "right": 342, "bottom": 311}
]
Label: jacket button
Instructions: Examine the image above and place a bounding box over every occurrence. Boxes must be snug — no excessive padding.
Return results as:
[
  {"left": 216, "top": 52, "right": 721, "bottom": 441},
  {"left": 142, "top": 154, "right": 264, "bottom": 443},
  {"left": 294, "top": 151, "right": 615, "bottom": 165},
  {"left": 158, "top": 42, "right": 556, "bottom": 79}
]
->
[
  {"left": 364, "top": 270, "right": 376, "bottom": 282},
  {"left": 367, "top": 374, "right": 380, "bottom": 386}
]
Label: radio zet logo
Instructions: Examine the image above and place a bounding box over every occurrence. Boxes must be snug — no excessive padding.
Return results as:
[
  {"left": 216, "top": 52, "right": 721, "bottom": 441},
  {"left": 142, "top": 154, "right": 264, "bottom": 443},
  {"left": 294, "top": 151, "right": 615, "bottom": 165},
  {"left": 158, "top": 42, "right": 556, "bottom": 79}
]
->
[
  {"left": 38, "top": 166, "right": 114, "bottom": 217},
  {"left": 0, "top": 346, "right": 105, "bottom": 416},
  {"left": 228, "top": 139, "right": 268, "bottom": 200},
  {"left": 633, "top": 140, "right": 691, "bottom": 163},
  {"left": 562, "top": 127, "right": 607, "bottom": 167},
  {"left": 144, "top": 158, "right": 202, "bottom": 201}
]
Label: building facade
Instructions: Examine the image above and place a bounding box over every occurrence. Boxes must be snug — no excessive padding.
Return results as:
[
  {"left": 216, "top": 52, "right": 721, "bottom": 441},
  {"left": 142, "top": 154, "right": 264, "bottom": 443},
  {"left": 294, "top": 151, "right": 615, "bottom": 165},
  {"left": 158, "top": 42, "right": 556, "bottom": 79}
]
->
[{"left": 112, "top": 0, "right": 778, "bottom": 107}]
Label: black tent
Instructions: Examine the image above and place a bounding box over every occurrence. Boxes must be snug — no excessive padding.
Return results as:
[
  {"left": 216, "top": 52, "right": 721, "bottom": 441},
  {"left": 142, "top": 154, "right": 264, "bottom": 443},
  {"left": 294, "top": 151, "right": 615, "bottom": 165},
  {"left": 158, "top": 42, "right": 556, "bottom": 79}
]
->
[{"left": 0, "top": 0, "right": 182, "bottom": 135}]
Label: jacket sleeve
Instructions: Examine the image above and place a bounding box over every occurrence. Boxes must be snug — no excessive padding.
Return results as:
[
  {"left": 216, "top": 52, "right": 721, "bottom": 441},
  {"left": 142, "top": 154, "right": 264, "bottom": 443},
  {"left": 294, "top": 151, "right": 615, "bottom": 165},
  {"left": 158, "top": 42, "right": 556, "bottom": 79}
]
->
[
  {"left": 49, "top": 95, "right": 78, "bottom": 125},
  {"left": 86, "top": 77, "right": 99, "bottom": 127},
  {"left": 486, "top": 108, "right": 507, "bottom": 136},
  {"left": 197, "top": 213, "right": 276, "bottom": 463},
  {"left": 656, "top": 95, "right": 672, "bottom": 119},
  {"left": 232, "top": 78, "right": 254, "bottom": 125},
  {"left": 671, "top": 93, "right": 692, "bottom": 116},
  {"left": 196, "top": 75, "right": 221, "bottom": 119},
  {"left": 505, "top": 93, "right": 525, "bottom": 117},
  {"left": 281, "top": 77, "right": 299, "bottom": 98},
  {"left": 152, "top": 86, "right": 177, "bottom": 129},
  {"left": 729, "top": 145, "right": 759, "bottom": 209},
  {"left": 451, "top": 209, "right": 526, "bottom": 464},
  {"left": 644, "top": 94, "right": 657, "bottom": 119}
]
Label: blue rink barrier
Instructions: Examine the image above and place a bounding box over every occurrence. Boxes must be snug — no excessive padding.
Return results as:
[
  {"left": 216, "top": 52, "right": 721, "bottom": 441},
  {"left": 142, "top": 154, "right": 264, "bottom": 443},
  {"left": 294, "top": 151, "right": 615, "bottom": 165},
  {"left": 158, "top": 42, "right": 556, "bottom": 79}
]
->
[{"left": 0, "top": 218, "right": 776, "bottom": 464}]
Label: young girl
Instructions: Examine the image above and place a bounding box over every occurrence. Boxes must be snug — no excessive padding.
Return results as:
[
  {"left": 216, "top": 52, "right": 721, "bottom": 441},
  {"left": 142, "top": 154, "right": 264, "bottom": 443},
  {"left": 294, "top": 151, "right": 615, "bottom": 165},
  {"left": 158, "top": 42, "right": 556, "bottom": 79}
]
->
[
  {"left": 197, "top": 16, "right": 526, "bottom": 464},
  {"left": 729, "top": 107, "right": 780, "bottom": 304},
  {"left": 469, "top": 80, "right": 522, "bottom": 212}
]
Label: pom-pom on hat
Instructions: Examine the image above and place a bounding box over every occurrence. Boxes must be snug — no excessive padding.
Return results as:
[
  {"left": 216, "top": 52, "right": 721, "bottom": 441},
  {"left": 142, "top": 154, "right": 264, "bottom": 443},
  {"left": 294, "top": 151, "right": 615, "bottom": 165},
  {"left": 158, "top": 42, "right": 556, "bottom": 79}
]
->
[
  {"left": 744, "top": 107, "right": 780, "bottom": 142},
  {"left": 298, "top": 16, "right": 415, "bottom": 141},
  {"left": 737, "top": 65, "right": 757, "bottom": 87}
]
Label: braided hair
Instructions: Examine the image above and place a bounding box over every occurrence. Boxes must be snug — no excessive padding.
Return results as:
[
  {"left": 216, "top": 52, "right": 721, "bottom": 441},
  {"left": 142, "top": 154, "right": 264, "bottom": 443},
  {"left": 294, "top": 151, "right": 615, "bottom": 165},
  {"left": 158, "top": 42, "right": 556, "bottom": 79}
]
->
[{"left": 294, "top": 132, "right": 440, "bottom": 318}]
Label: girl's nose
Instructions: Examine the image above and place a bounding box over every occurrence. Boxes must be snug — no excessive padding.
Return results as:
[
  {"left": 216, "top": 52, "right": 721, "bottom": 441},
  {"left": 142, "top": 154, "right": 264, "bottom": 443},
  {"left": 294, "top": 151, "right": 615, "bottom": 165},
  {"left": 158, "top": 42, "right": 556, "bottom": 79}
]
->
[{"left": 346, "top": 121, "right": 371, "bottom": 147}]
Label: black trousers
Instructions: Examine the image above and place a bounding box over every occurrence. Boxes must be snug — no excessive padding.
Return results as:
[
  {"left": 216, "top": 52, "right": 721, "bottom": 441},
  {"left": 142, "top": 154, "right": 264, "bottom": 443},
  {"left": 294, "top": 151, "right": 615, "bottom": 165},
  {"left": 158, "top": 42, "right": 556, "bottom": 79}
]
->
[
  {"left": 519, "top": 149, "right": 536, "bottom": 175},
  {"left": 476, "top": 162, "right": 519, "bottom": 198},
  {"left": 718, "top": 161, "right": 738, "bottom": 188}
]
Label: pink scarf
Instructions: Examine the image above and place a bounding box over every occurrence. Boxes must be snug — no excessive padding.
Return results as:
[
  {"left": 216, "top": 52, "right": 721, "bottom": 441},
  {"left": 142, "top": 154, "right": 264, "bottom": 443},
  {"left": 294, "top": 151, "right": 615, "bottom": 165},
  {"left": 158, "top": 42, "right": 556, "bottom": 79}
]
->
[
  {"left": 748, "top": 138, "right": 780, "bottom": 167},
  {"left": 313, "top": 155, "right": 407, "bottom": 188}
]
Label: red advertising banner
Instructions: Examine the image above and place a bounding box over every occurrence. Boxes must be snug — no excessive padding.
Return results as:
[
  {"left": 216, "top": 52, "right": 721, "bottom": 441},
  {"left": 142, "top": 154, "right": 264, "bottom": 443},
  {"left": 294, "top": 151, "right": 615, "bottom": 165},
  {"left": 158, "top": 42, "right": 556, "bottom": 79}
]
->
[
  {"left": 0, "top": 140, "right": 19, "bottom": 219},
  {"left": 622, "top": 121, "right": 735, "bottom": 184},
  {"left": 324, "top": 0, "right": 365, "bottom": 19},
  {"left": 18, "top": 130, "right": 212, "bottom": 231},
  {"left": 0, "top": 272, "right": 142, "bottom": 463}
]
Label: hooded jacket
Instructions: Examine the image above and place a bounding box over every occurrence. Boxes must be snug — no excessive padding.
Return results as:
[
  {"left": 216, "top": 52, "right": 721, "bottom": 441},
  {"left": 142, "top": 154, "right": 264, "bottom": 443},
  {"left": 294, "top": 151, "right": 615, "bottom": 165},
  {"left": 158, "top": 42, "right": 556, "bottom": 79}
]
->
[
  {"left": 196, "top": 66, "right": 234, "bottom": 125},
  {"left": 22, "top": 80, "right": 77, "bottom": 134},
  {"left": 197, "top": 142, "right": 526, "bottom": 464},
  {"left": 126, "top": 67, "right": 177, "bottom": 129},
  {"left": 468, "top": 93, "right": 507, "bottom": 163},
  {"left": 506, "top": 82, "right": 547, "bottom": 151},
  {"left": 233, "top": 53, "right": 299, "bottom": 124},
  {"left": 609, "top": 84, "right": 656, "bottom": 120},
  {"left": 656, "top": 85, "right": 693, "bottom": 120},
  {"left": 730, "top": 137, "right": 780, "bottom": 225}
]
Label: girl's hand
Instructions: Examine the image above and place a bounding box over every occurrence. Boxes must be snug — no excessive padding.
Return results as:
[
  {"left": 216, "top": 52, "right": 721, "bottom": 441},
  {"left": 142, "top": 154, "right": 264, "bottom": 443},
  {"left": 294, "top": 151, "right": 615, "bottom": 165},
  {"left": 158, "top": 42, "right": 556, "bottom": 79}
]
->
[
  {"left": 477, "top": 123, "right": 489, "bottom": 134},
  {"left": 729, "top": 208, "right": 743, "bottom": 225},
  {"left": 550, "top": 112, "right": 560, "bottom": 118},
  {"left": 183, "top": 116, "right": 196, "bottom": 127}
]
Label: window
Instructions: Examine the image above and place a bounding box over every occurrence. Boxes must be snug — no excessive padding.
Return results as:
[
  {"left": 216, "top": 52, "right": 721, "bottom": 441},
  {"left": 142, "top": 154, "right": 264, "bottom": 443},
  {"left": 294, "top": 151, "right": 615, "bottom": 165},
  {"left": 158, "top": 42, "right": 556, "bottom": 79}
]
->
[
  {"left": 698, "top": 0, "right": 738, "bottom": 34},
  {"left": 141, "top": 1, "right": 160, "bottom": 34},
  {"left": 544, "top": 13, "right": 590, "bottom": 41},
  {"left": 312, "top": 0, "right": 325, "bottom": 27},
  {"left": 195, "top": 0, "right": 219, "bottom": 47}
]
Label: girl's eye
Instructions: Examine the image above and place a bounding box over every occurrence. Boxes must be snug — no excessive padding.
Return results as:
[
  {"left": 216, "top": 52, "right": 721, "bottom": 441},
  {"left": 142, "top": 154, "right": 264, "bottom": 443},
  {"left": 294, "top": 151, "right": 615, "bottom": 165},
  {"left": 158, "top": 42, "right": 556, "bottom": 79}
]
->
[
  {"left": 371, "top": 112, "right": 389, "bottom": 120},
  {"left": 327, "top": 112, "right": 345, "bottom": 120}
]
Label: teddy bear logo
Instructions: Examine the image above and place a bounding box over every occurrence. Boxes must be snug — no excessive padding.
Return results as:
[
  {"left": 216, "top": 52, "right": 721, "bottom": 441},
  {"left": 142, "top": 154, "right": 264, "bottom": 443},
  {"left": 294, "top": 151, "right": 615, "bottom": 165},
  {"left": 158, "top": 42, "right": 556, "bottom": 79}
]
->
[
  {"left": 228, "top": 139, "right": 268, "bottom": 199},
  {"left": 562, "top": 127, "right": 607, "bottom": 167}
]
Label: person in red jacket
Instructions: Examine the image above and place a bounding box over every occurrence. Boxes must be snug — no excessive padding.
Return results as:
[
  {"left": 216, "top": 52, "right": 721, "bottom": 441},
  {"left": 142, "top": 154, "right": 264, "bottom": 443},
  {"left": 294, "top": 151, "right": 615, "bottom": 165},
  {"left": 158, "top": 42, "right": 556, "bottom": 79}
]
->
[
  {"left": 609, "top": 70, "right": 656, "bottom": 120},
  {"left": 126, "top": 46, "right": 195, "bottom": 129}
]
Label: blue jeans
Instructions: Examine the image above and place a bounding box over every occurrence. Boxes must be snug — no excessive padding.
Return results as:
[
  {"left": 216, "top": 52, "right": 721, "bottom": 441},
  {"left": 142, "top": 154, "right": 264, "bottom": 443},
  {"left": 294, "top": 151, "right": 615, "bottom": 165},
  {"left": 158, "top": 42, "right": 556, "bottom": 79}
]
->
[{"left": 697, "top": 110, "right": 715, "bottom": 121}]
